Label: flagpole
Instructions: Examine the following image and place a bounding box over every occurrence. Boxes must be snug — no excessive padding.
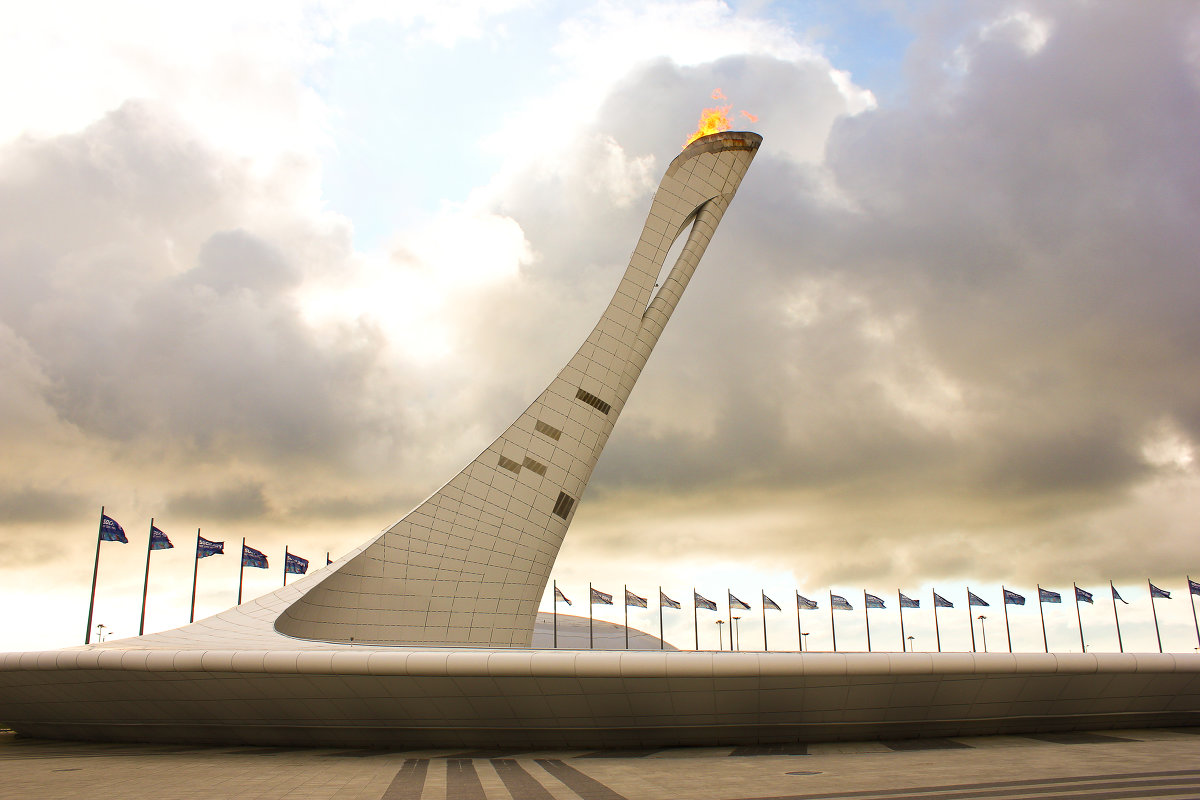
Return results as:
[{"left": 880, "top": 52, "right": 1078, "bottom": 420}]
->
[
  {"left": 932, "top": 589, "right": 941, "bottom": 653},
  {"left": 762, "top": 591, "right": 768, "bottom": 652},
  {"left": 693, "top": 588, "right": 699, "bottom": 651},
  {"left": 84, "top": 506, "right": 106, "bottom": 645},
  {"left": 659, "top": 586, "right": 664, "bottom": 651},
  {"left": 589, "top": 582, "right": 594, "bottom": 650},
  {"left": 1149, "top": 578, "right": 1162, "bottom": 653},
  {"left": 1037, "top": 584, "right": 1048, "bottom": 653},
  {"left": 1074, "top": 583, "right": 1085, "bottom": 652},
  {"left": 898, "top": 590, "right": 906, "bottom": 652},
  {"left": 1002, "top": 586, "right": 1012, "bottom": 653},
  {"left": 283, "top": 545, "right": 289, "bottom": 587},
  {"left": 1111, "top": 581, "right": 1124, "bottom": 653},
  {"left": 237, "top": 537, "right": 246, "bottom": 605},
  {"left": 796, "top": 592, "right": 803, "bottom": 652},
  {"left": 138, "top": 518, "right": 155, "bottom": 636},
  {"left": 1190, "top": 576, "right": 1200, "bottom": 652},
  {"left": 727, "top": 589, "right": 733, "bottom": 652},
  {"left": 189, "top": 528, "right": 201, "bottom": 623},
  {"left": 967, "top": 587, "right": 976, "bottom": 652},
  {"left": 624, "top": 584, "right": 629, "bottom": 650},
  {"left": 830, "top": 590, "right": 837, "bottom": 653},
  {"left": 863, "top": 590, "right": 873, "bottom": 653},
  {"left": 553, "top": 580, "right": 558, "bottom": 649}
]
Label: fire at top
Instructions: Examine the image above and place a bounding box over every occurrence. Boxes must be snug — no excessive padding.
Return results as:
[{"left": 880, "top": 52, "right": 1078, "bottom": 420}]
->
[{"left": 684, "top": 88, "right": 757, "bottom": 148}]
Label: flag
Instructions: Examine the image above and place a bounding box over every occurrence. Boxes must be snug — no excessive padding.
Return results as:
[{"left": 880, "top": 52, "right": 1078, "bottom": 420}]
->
[
  {"left": 796, "top": 592, "right": 819, "bottom": 610},
  {"left": 1190, "top": 579, "right": 1200, "bottom": 597},
  {"left": 660, "top": 590, "right": 680, "bottom": 609},
  {"left": 555, "top": 586, "right": 572, "bottom": 605},
  {"left": 1075, "top": 586, "right": 1093, "bottom": 604},
  {"left": 899, "top": 593, "right": 920, "bottom": 609},
  {"left": 1003, "top": 589, "right": 1025, "bottom": 606},
  {"left": 695, "top": 591, "right": 717, "bottom": 611},
  {"left": 1112, "top": 585, "right": 1128, "bottom": 604},
  {"left": 864, "top": 593, "right": 886, "bottom": 609},
  {"left": 241, "top": 544, "right": 269, "bottom": 569},
  {"left": 196, "top": 536, "right": 224, "bottom": 558},
  {"left": 933, "top": 592, "right": 954, "bottom": 608},
  {"left": 831, "top": 594, "right": 853, "bottom": 611},
  {"left": 100, "top": 514, "right": 128, "bottom": 543},
  {"left": 763, "top": 593, "right": 781, "bottom": 611},
  {"left": 285, "top": 552, "right": 309, "bottom": 576},
  {"left": 729, "top": 592, "right": 751, "bottom": 611},
  {"left": 591, "top": 587, "right": 613, "bottom": 605},
  {"left": 149, "top": 526, "right": 173, "bottom": 551},
  {"left": 625, "top": 589, "right": 647, "bottom": 608},
  {"left": 1039, "top": 588, "right": 1061, "bottom": 604},
  {"left": 968, "top": 591, "right": 989, "bottom": 607},
  {"left": 1150, "top": 583, "right": 1171, "bottom": 599}
]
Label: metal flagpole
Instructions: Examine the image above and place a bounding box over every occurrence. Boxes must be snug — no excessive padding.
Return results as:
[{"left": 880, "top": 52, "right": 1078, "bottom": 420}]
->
[
  {"left": 553, "top": 580, "right": 558, "bottom": 649},
  {"left": 659, "top": 586, "right": 664, "bottom": 651},
  {"left": 1074, "top": 583, "right": 1085, "bottom": 652},
  {"left": 898, "top": 590, "right": 906, "bottom": 652},
  {"left": 863, "top": 590, "right": 872, "bottom": 653},
  {"left": 1149, "top": 578, "right": 1163, "bottom": 653},
  {"left": 932, "top": 589, "right": 941, "bottom": 653},
  {"left": 189, "top": 528, "right": 201, "bottom": 623},
  {"left": 589, "top": 582, "right": 594, "bottom": 649},
  {"left": 796, "top": 592, "right": 803, "bottom": 652},
  {"left": 762, "top": 591, "right": 768, "bottom": 652},
  {"left": 1111, "top": 581, "right": 1124, "bottom": 653},
  {"left": 727, "top": 589, "right": 733, "bottom": 652},
  {"left": 138, "top": 519, "right": 155, "bottom": 636},
  {"left": 967, "top": 587, "right": 977, "bottom": 652},
  {"left": 84, "top": 506, "right": 106, "bottom": 644},
  {"left": 1002, "top": 585, "right": 1013, "bottom": 653},
  {"left": 283, "top": 546, "right": 290, "bottom": 587},
  {"left": 1190, "top": 576, "right": 1200, "bottom": 652},
  {"left": 624, "top": 584, "right": 629, "bottom": 650},
  {"left": 693, "top": 588, "right": 699, "bottom": 651},
  {"left": 830, "top": 590, "right": 837, "bottom": 653},
  {"left": 237, "top": 537, "right": 246, "bottom": 605},
  {"left": 1037, "top": 584, "right": 1048, "bottom": 653}
]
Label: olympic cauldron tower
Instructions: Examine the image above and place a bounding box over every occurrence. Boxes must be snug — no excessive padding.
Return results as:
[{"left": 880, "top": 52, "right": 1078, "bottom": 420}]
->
[{"left": 276, "top": 131, "right": 762, "bottom": 648}]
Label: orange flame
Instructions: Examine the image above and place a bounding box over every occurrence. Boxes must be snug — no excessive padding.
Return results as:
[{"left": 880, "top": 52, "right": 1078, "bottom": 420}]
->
[{"left": 683, "top": 88, "right": 756, "bottom": 148}]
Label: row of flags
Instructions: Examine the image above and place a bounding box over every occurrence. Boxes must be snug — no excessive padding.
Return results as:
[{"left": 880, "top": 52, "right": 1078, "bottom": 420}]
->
[
  {"left": 551, "top": 580, "right": 1200, "bottom": 654},
  {"left": 85, "top": 510, "right": 329, "bottom": 644}
]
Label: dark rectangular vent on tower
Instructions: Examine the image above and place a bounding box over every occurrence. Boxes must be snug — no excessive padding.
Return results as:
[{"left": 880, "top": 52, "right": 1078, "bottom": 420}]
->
[
  {"left": 522, "top": 456, "right": 548, "bottom": 477},
  {"left": 552, "top": 491, "right": 576, "bottom": 519},
  {"left": 497, "top": 455, "right": 522, "bottom": 474},
  {"left": 575, "top": 388, "right": 612, "bottom": 415},
  {"left": 534, "top": 420, "right": 562, "bottom": 441}
]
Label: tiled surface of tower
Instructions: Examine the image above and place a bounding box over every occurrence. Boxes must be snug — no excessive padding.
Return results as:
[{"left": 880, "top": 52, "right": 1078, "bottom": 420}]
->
[{"left": 275, "top": 132, "right": 763, "bottom": 647}]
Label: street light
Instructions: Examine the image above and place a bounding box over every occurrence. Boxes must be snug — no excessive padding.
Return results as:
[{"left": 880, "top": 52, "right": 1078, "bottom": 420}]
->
[
  {"left": 977, "top": 615, "right": 988, "bottom": 653},
  {"left": 715, "top": 619, "right": 725, "bottom": 651},
  {"left": 732, "top": 616, "right": 741, "bottom": 651},
  {"left": 95, "top": 624, "right": 106, "bottom": 643},
  {"left": 801, "top": 632, "right": 809, "bottom": 652},
  {"left": 906, "top": 634, "right": 915, "bottom": 652}
]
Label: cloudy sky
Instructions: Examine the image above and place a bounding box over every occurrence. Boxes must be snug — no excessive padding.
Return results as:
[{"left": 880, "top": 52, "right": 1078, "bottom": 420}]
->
[{"left": 2, "top": 0, "right": 1199, "bottom": 655}]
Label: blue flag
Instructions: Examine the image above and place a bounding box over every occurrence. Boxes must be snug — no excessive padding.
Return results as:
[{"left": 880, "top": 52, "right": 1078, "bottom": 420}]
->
[
  {"left": 899, "top": 593, "right": 919, "bottom": 609},
  {"left": 762, "top": 593, "right": 781, "bottom": 612},
  {"left": 968, "top": 591, "right": 989, "bottom": 607},
  {"left": 284, "top": 552, "right": 308, "bottom": 576},
  {"left": 591, "top": 587, "right": 613, "bottom": 605},
  {"left": 831, "top": 594, "right": 853, "bottom": 611},
  {"left": 865, "top": 593, "right": 886, "bottom": 609},
  {"left": 196, "top": 536, "right": 224, "bottom": 558},
  {"left": 1190, "top": 579, "right": 1200, "bottom": 597},
  {"left": 1112, "top": 584, "right": 1128, "bottom": 604},
  {"left": 1003, "top": 589, "right": 1025, "bottom": 606},
  {"left": 660, "top": 590, "right": 680, "bottom": 609},
  {"left": 1039, "top": 588, "right": 1061, "bottom": 604},
  {"left": 554, "top": 586, "right": 571, "bottom": 606},
  {"left": 1150, "top": 582, "right": 1171, "bottom": 599},
  {"left": 149, "top": 526, "right": 173, "bottom": 551},
  {"left": 729, "top": 592, "right": 751, "bottom": 610},
  {"left": 625, "top": 589, "right": 647, "bottom": 608},
  {"left": 796, "top": 592, "right": 819, "bottom": 610},
  {"left": 241, "top": 544, "right": 268, "bottom": 569},
  {"left": 1075, "top": 586, "right": 1093, "bottom": 604},
  {"left": 100, "top": 514, "right": 128, "bottom": 543},
  {"left": 695, "top": 591, "right": 717, "bottom": 611},
  {"left": 933, "top": 592, "right": 954, "bottom": 608}
]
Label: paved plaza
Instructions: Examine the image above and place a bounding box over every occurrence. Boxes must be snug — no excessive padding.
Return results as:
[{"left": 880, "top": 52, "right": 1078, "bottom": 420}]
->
[{"left": 2, "top": 726, "right": 1199, "bottom": 800}]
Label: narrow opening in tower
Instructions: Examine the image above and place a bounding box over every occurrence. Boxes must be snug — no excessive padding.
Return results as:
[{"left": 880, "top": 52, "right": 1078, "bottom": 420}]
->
[{"left": 647, "top": 208, "right": 699, "bottom": 312}]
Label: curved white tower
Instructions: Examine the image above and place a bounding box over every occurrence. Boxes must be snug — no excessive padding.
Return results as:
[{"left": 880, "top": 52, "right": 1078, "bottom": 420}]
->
[{"left": 275, "top": 131, "right": 763, "bottom": 647}]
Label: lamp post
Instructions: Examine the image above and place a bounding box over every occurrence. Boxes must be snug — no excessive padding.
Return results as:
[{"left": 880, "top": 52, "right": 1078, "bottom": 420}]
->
[
  {"left": 716, "top": 619, "right": 725, "bottom": 651},
  {"left": 732, "top": 616, "right": 741, "bottom": 650},
  {"left": 906, "top": 634, "right": 915, "bottom": 652},
  {"left": 801, "top": 632, "right": 809, "bottom": 652},
  {"left": 95, "top": 624, "right": 106, "bottom": 643},
  {"left": 978, "top": 615, "right": 988, "bottom": 652}
]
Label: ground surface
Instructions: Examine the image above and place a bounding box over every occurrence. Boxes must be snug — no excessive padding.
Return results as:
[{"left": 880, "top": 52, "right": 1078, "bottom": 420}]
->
[{"left": 1, "top": 727, "right": 1198, "bottom": 799}]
